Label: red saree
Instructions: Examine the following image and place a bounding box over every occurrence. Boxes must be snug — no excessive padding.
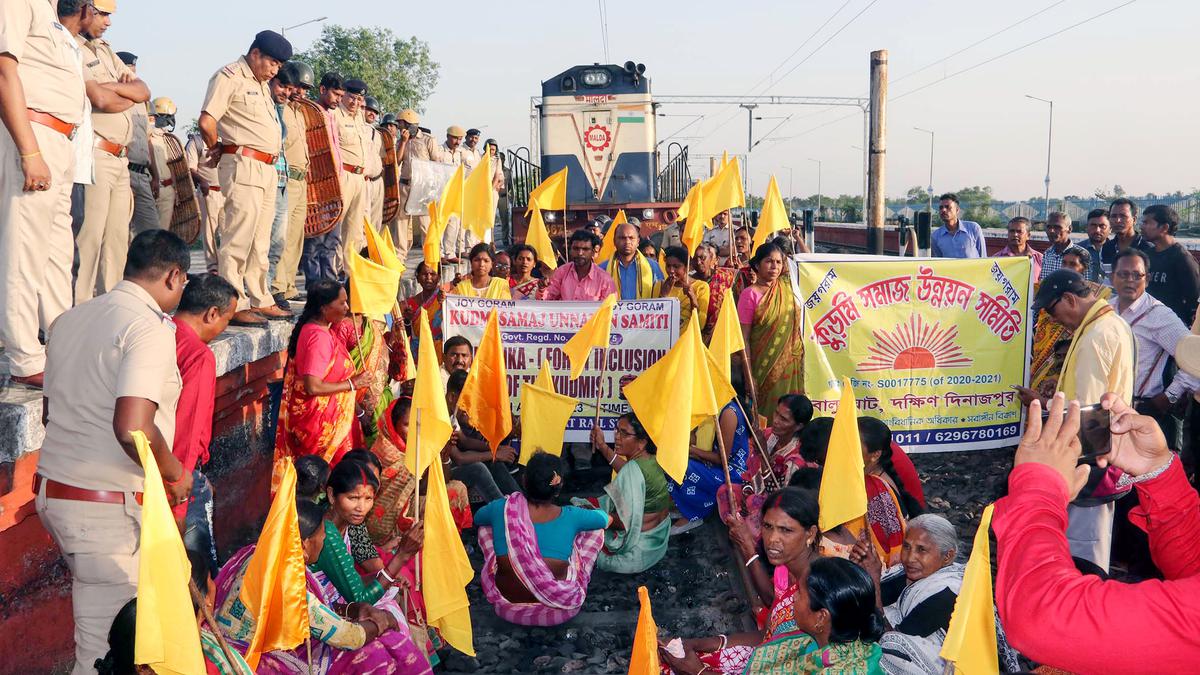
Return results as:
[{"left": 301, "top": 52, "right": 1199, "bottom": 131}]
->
[{"left": 274, "top": 323, "right": 357, "bottom": 467}]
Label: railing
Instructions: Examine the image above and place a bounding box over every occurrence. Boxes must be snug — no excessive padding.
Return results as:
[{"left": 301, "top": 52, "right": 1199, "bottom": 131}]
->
[
  {"left": 656, "top": 143, "right": 691, "bottom": 203},
  {"left": 506, "top": 148, "right": 540, "bottom": 213}
]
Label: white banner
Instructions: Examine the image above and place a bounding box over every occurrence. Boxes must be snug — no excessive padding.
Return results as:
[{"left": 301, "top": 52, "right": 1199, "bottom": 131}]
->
[{"left": 404, "top": 157, "right": 460, "bottom": 215}]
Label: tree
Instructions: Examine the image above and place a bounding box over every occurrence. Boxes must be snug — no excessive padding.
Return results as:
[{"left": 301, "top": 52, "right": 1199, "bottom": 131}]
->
[
  {"left": 1092, "top": 184, "right": 1126, "bottom": 200},
  {"left": 906, "top": 185, "right": 930, "bottom": 203},
  {"left": 299, "top": 25, "right": 439, "bottom": 115}
]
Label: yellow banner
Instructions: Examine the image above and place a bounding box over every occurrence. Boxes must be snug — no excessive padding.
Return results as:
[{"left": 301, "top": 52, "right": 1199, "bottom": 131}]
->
[{"left": 796, "top": 256, "right": 1032, "bottom": 452}]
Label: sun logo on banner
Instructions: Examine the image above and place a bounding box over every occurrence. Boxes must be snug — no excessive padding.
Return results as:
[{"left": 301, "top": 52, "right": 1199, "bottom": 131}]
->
[{"left": 858, "top": 315, "right": 972, "bottom": 372}]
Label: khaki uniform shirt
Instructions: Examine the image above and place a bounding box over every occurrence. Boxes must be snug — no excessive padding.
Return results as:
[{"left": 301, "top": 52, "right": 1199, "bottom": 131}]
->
[
  {"left": 127, "top": 103, "right": 151, "bottom": 165},
  {"left": 200, "top": 56, "right": 281, "bottom": 153},
  {"left": 148, "top": 127, "right": 171, "bottom": 182},
  {"left": 334, "top": 105, "right": 366, "bottom": 167},
  {"left": 281, "top": 103, "right": 309, "bottom": 172},
  {"left": 400, "top": 130, "right": 442, "bottom": 181},
  {"left": 184, "top": 133, "right": 217, "bottom": 188},
  {"left": 460, "top": 144, "right": 481, "bottom": 171},
  {"left": 0, "top": 0, "right": 85, "bottom": 123},
  {"left": 80, "top": 37, "right": 134, "bottom": 145},
  {"left": 364, "top": 126, "right": 385, "bottom": 178},
  {"left": 441, "top": 140, "right": 465, "bottom": 166},
  {"left": 39, "top": 281, "right": 182, "bottom": 492}
]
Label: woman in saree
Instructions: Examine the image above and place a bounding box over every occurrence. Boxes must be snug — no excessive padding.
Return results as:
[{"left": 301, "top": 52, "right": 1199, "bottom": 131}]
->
[
  {"left": 579, "top": 412, "right": 672, "bottom": 574},
  {"left": 403, "top": 262, "right": 447, "bottom": 357},
  {"left": 476, "top": 452, "right": 610, "bottom": 626},
  {"left": 667, "top": 398, "right": 749, "bottom": 534},
  {"left": 656, "top": 245, "right": 711, "bottom": 333},
  {"left": 738, "top": 240, "right": 804, "bottom": 419},
  {"left": 331, "top": 283, "right": 393, "bottom": 446},
  {"left": 507, "top": 244, "right": 549, "bottom": 300},
  {"left": 691, "top": 243, "right": 734, "bottom": 342},
  {"left": 214, "top": 500, "right": 433, "bottom": 674},
  {"left": 275, "top": 280, "right": 370, "bottom": 468},
  {"left": 451, "top": 243, "right": 512, "bottom": 299}
]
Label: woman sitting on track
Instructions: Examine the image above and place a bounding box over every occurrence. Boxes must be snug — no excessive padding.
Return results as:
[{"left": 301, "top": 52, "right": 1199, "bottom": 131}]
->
[
  {"left": 451, "top": 243, "right": 512, "bottom": 299},
  {"left": 475, "top": 452, "right": 611, "bottom": 625}
]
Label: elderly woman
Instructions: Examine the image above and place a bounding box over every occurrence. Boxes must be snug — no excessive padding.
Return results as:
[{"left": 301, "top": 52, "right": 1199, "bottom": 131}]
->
[
  {"left": 452, "top": 243, "right": 511, "bottom": 299},
  {"left": 738, "top": 241, "right": 804, "bottom": 419},
  {"left": 690, "top": 242, "right": 734, "bottom": 342},
  {"left": 580, "top": 413, "right": 672, "bottom": 573},
  {"left": 507, "top": 243, "right": 549, "bottom": 300}
]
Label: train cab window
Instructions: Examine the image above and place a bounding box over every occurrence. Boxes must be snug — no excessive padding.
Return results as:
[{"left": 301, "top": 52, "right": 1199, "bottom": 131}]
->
[{"left": 562, "top": 76, "right": 576, "bottom": 92}]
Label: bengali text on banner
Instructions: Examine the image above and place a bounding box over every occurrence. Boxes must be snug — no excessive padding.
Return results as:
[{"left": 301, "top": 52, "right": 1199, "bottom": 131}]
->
[
  {"left": 442, "top": 296, "right": 680, "bottom": 442},
  {"left": 793, "top": 256, "right": 1033, "bottom": 452}
]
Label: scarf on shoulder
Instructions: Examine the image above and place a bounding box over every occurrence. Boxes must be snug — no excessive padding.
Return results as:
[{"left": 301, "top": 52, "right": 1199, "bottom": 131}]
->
[{"left": 607, "top": 251, "right": 655, "bottom": 299}]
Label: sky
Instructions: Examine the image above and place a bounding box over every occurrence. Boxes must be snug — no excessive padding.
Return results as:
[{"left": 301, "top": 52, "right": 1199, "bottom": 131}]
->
[{"left": 105, "top": 0, "right": 1197, "bottom": 201}]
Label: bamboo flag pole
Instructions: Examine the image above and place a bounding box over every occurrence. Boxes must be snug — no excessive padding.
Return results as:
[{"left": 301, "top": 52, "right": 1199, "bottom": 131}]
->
[
  {"left": 189, "top": 579, "right": 239, "bottom": 673},
  {"left": 713, "top": 413, "right": 738, "bottom": 514},
  {"left": 414, "top": 409, "right": 423, "bottom": 591},
  {"left": 591, "top": 345, "right": 609, "bottom": 430}
]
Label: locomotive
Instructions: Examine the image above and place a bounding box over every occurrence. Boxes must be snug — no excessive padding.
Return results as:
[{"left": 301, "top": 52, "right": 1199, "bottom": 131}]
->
[{"left": 507, "top": 62, "right": 692, "bottom": 240}]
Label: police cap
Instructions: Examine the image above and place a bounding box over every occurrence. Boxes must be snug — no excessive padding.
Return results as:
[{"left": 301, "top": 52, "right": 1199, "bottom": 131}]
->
[
  {"left": 344, "top": 79, "right": 368, "bottom": 95},
  {"left": 250, "top": 30, "right": 293, "bottom": 63},
  {"left": 446, "top": 125, "right": 466, "bottom": 138},
  {"left": 466, "top": 128, "right": 481, "bottom": 137},
  {"left": 380, "top": 113, "right": 398, "bottom": 127},
  {"left": 116, "top": 51, "right": 137, "bottom": 66},
  {"left": 399, "top": 109, "right": 420, "bottom": 124}
]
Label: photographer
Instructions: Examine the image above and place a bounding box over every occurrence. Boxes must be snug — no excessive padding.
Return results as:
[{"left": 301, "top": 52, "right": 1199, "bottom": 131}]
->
[{"left": 993, "top": 392, "right": 1200, "bottom": 673}]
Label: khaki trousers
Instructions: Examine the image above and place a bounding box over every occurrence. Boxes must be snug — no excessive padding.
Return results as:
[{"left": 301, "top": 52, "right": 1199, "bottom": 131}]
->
[
  {"left": 200, "top": 187, "right": 225, "bottom": 273},
  {"left": 392, "top": 182, "right": 417, "bottom": 257},
  {"left": 74, "top": 149, "right": 132, "bottom": 302},
  {"left": 367, "top": 175, "right": 384, "bottom": 230},
  {"left": 336, "top": 171, "right": 366, "bottom": 274},
  {"left": 155, "top": 183, "right": 175, "bottom": 231},
  {"left": 272, "top": 177, "right": 307, "bottom": 298},
  {"left": 217, "top": 153, "right": 276, "bottom": 311},
  {"left": 36, "top": 482, "right": 141, "bottom": 675},
  {"left": 128, "top": 170, "right": 158, "bottom": 233},
  {"left": 0, "top": 124, "right": 74, "bottom": 376}
]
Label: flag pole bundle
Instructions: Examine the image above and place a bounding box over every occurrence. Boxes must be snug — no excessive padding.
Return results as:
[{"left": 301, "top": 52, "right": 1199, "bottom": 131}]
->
[{"left": 939, "top": 504, "right": 1000, "bottom": 674}]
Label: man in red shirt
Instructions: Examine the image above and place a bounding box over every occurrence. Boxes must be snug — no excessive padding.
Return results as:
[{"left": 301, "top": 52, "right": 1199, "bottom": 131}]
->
[
  {"left": 995, "top": 392, "right": 1200, "bottom": 673},
  {"left": 173, "top": 273, "right": 237, "bottom": 572}
]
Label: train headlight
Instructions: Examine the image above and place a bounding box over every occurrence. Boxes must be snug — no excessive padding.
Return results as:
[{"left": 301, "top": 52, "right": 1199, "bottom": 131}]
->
[
  {"left": 581, "top": 69, "right": 611, "bottom": 87},
  {"left": 642, "top": 208, "right": 656, "bottom": 221},
  {"left": 544, "top": 210, "right": 558, "bottom": 222}
]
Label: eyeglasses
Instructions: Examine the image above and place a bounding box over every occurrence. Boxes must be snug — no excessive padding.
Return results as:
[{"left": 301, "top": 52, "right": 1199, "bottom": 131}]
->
[
  {"left": 614, "top": 427, "right": 635, "bottom": 439},
  {"left": 1045, "top": 296, "right": 1063, "bottom": 316},
  {"left": 1114, "top": 271, "right": 1146, "bottom": 280}
]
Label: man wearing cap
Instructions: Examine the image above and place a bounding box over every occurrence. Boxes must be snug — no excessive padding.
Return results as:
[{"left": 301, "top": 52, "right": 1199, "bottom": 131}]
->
[
  {"left": 299, "top": 72, "right": 345, "bottom": 283},
  {"left": 0, "top": 0, "right": 87, "bottom": 388},
  {"left": 461, "top": 127, "right": 482, "bottom": 171},
  {"left": 362, "top": 95, "right": 387, "bottom": 233},
  {"left": 1017, "top": 268, "right": 1135, "bottom": 572},
  {"left": 185, "top": 130, "right": 223, "bottom": 273},
  {"left": 74, "top": 0, "right": 151, "bottom": 302},
  {"left": 199, "top": 30, "right": 293, "bottom": 327},
  {"left": 116, "top": 51, "right": 158, "bottom": 234},
  {"left": 332, "top": 78, "right": 370, "bottom": 273},
  {"left": 443, "top": 124, "right": 466, "bottom": 165},
  {"left": 272, "top": 61, "right": 313, "bottom": 305},
  {"left": 148, "top": 97, "right": 179, "bottom": 230},
  {"left": 395, "top": 109, "right": 440, "bottom": 255}
]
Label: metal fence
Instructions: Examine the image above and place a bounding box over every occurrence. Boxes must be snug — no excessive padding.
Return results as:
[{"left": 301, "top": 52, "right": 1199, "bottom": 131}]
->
[{"left": 883, "top": 195, "right": 1200, "bottom": 230}]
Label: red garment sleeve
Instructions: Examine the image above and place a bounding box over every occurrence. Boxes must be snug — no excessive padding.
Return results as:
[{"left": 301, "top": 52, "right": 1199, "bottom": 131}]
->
[
  {"left": 889, "top": 442, "right": 926, "bottom": 509},
  {"left": 993, "top": 463, "right": 1200, "bottom": 674},
  {"left": 297, "top": 325, "right": 335, "bottom": 379},
  {"left": 1127, "top": 460, "right": 1200, "bottom": 579}
]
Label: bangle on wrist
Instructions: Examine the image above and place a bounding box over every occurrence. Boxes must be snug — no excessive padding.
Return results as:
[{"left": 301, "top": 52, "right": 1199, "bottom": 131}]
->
[
  {"left": 608, "top": 453, "right": 618, "bottom": 466},
  {"left": 744, "top": 553, "right": 760, "bottom": 568},
  {"left": 20, "top": 150, "right": 41, "bottom": 159},
  {"left": 378, "top": 567, "right": 396, "bottom": 584},
  {"left": 1116, "top": 453, "right": 1176, "bottom": 487},
  {"left": 347, "top": 378, "right": 355, "bottom": 392},
  {"left": 717, "top": 634, "right": 728, "bottom": 651}
]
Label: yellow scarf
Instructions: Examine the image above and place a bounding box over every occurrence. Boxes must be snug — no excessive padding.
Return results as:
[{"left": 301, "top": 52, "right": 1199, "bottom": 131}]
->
[
  {"left": 608, "top": 251, "right": 655, "bottom": 299},
  {"left": 1057, "top": 298, "right": 1132, "bottom": 402}
]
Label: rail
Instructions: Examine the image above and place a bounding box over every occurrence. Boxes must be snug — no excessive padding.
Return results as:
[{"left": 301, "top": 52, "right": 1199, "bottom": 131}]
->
[
  {"left": 656, "top": 143, "right": 691, "bottom": 203},
  {"left": 506, "top": 148, "right": 540, "bottom": 213}
]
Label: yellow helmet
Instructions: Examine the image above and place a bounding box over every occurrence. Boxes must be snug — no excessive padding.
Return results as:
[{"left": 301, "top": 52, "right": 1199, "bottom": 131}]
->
[
  {"left": 92, "top": 0, "right": 117, "bottom": 12},
  {"left": 398, "top": 109, "right": 420, "bottom": 124},
  {"left": 152, "top": 97, "right": 176, "bottom": 116}
]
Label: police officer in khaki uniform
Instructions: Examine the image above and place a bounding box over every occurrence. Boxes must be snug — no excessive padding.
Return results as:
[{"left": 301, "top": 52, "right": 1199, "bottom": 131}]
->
[
  {"left": 395, "top": 109, "right": 442, "bottom": 253},
  {"left": 185, "top": 130, "right": 223, "bottom": 273},
  {"left": 0, "top": 0, "right": 88, "bottom": 388},
  {"left": 199, "top": 30, "right": 292, "bottom": 327},
  {"left": 116, "top": 51, "right": 158, "bottom": 233},
  {"left": 74, "top": 0, "right": 151, "bottom": 303},
  {"left": 148, "top": 97, "right": 178, "bottom": 230},
  {"left": 38, "top": 229, "right": 188, "bottom": 675},
  {"left": 443, "top": 123, "right": 466, "bottom": 166},
  {"left": 362, "top": 95, "right": 387, "bottom": 231},
  {"left": 271, "top": 60, "right": 313, "bottom": 304},
  {"left": 460, "top": 127, "right": 482, "bottom": 171},
  {"left": 333, "top": 78, "right": 370, "bottom": 272}
]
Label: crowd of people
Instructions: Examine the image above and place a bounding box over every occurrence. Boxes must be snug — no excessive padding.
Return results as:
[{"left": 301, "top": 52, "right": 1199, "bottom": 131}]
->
[{"left": 6, "top": 4, "right": 1200, "bottom": 673}]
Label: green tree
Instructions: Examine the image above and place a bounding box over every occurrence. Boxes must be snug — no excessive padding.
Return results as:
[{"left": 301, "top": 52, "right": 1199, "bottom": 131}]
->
[
  {"left": 298, "top": 25, "right": 439, "bottom": 114},
  {"left": 905, "top": 185, "right": 930, "bottom": 203}
]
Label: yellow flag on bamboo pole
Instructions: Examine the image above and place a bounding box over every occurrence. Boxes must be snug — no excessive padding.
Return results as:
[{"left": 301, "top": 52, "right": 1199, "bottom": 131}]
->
[
  {"left": 597, "top": 209, "right": 627, "bottom": 261},
  {"left": 347, "top": 251, "right": 401, "bottom": 317},
  {"left": 680, "top": 182, "right": 708, "bottom": 256},
  {"left": 518, "top": 374, "right": 579, "bottom": 465},
  {"left": 239, "top": 457, "right": 308, "bottom": 671},
  {"left": 534, "top": 359, "right": 554, "bottom": 390},
  {"left": 436, "top": 162, "right": 465, "bottom": 232},
  {"left": 705, "top": 155, "right": 746, "bottom": 218},
  {"left": 424, "top": 201, "right": 443, "bottom": 272},
  {"left": 525, "top": 166, "right": 568, "bottom": 213},
  {"left": 406, "top": 309, "right": 453, "bottom": 477},
  {"left": 818, "top": 378, "right": 868, "bottom": 532},
  {"left": 708, "top": 288, "right": 745, "bottom": 381},
  {"left": 628, "top": 586, "right": 661, "bottom": 675},
  {"left": 132, "top": 431, "right": 205, "bottom": 675},
  {"left": 458, "top": 308, "right": 513, "bottom": 455},
  {"left": 562, "top": 293, "right": 616, "bottom": 379},
  {"left": 623, "top": 314, "right": 734, "bottom": 483},
  {"left": 462, "top": 151, "right": 496, "bottom": 240},
  {"left": 423, "top": 456, "right": 475, "bottom": 656},
  {"left": 363, "top": 217, "right": 405, "bottom": 274},
  {"left": 525, "top": 197, "right": 558, "bottom": 271},
  {"left": 940, "top": 504, "right": 999, "bottom": 674},
  {"left": 752, "top": 175, "right": 789, "bottom": 254}
]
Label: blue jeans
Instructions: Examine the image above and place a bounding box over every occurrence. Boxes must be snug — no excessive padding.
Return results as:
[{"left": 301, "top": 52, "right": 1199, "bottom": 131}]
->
[
  {"left": 183, "top": 470, "right": 218, "bottom": 577},
  {"left": 300, "top": 227, "right": 341, "bottom": 283},
  {"left": 267, "top": 182, "right": 287, "bottom": 292}
]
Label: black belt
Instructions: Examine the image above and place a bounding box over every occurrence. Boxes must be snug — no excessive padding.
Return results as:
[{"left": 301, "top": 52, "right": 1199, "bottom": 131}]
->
[
  {"left": 399, "top": 177, "right": 411, "bottom": 185},
  {"left": 286, "top": 166, "right": 307, "bottom": 181},
  {"left": 368, "top": 174, "right": 383, "bottom": 182},
  {"left": 128, "top": 162, "right": 150, "bottom": 175}
]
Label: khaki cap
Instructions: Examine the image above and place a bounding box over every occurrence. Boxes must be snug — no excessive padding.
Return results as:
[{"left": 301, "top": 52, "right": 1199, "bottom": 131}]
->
[
  {"left": 446, "top": 125, "right": 466, "bottom": 138},
  {"left": 93, "top": 0, "right": 117, "bottom": 12},
  {"left": 152, "top": 97, "right": 176, "bottom": 115},
  {"left": 398, "top": 109, "right": 420, "bottom": 124}
]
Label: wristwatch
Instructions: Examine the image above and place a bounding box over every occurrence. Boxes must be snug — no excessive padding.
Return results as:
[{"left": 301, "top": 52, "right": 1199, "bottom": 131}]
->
[{"left": 1166, "top": 391, "right": 1180, "bottom": 405}]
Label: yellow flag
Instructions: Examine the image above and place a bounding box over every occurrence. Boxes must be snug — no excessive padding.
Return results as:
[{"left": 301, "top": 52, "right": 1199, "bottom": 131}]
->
[
  {"left": 406, "top": 309, "right": 453, "bottom": 476},
  {"left": 380, "top": 222, "right": 397, "bottom": 256},
  {"left": 424, "top": 201, "right": 443, "bottom": 273},
  {"left": 346, "top": 251, "right": 401, "bottom": 317},
  {"left": 131, "top": 431, "right": 205, "bottom": 675},
  {"left": 708, "top": 288, "right": 745, "bottom": 381},
  {"left": 628, "top": 586, "right": 661, "bottom": 675},
  {"left": 363, "top": 216, "right": 405, "bottom": 274},
  {"left": 719, "top": 150, "right": 730, "bottom": 171},
  {"left": 562, "top": 293, "right": 616, "bottom": 379},
  {"left": 518, "top": 363, "right": 580, "bottom": 465},
  {"left": 752, "top": 175, "right": 789, "bottom": 255},
  {"left": 462, "top": 150, "right": 496, "bottom": 240},
  {"left": 525, "top": 166, "right": 568, "bottom": 213},
  {"left": 423, "top": 456, "right": 475, "bottom": 656},
  {"left": 239, "top": 458, "right": 309, "bottom": 671},
  {"left": 458, "top": 308, "right": 513, "bottom": 455},
  {"left": 705, "top": 155, "right": 746, "bottom": 217},
  {"left": 597, "top": 209, "right": 627, "bottom": 261},
  {"left": 623, "top": 314, "right": 734, "bottom": 483},
  {"left": 940, "top": 504, "right": 999, "bottom": 674},
  {"left": 525, "top": 196, "right": 558, "bottom": 271},
  {"left": 436, "top": 162, "right": 466, "bottom": 233},
  {"left": 818, "top": 378, "right": 867, "bottom": 531},
  {"left": 680, "top": 182, "right": 708, "bottom": 256}
]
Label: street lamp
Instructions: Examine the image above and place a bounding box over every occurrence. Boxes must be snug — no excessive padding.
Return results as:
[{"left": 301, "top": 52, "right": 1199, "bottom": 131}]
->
[
  {"left": 914, "top": 127, "right": 935, "bottom": 216},
  {"left": 1025, "top": 94, "right": 1053, "bottom": 218},
  {"left": 781, "top": 165, "right": 794, "bottom": 207},
  {"left": 807, "top": 158, "right": 822, "bottom": 218},
  {"left": 282, "top": 16, "right": 327, "bottom": 36}
]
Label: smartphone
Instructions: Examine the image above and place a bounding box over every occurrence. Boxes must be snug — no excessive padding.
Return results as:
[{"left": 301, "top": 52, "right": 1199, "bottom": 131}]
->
[{"left": 1042, "top": 403, "right": 1110, "bottom": 462}]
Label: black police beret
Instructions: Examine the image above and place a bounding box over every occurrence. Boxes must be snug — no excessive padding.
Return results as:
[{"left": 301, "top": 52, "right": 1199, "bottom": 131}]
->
[
  {"left": 344, "top": 79, "right": 368, "bottom": 95},
  {"left": 251, "top": 30, "right": 293, "bottom": 63}
]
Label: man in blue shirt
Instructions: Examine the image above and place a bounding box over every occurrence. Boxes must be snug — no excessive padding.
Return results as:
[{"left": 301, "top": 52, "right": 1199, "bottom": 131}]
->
[
  {"left": 930, "top": 193, "right": 986, "bottom": 258},
  {"left": 601, "top": 220, "right": 663, "bottom": 299}
]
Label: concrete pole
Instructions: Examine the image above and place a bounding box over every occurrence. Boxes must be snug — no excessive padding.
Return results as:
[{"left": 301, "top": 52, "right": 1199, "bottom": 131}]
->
[{"left": 866, "top": 50, "right": 888, "bottom": 255}]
